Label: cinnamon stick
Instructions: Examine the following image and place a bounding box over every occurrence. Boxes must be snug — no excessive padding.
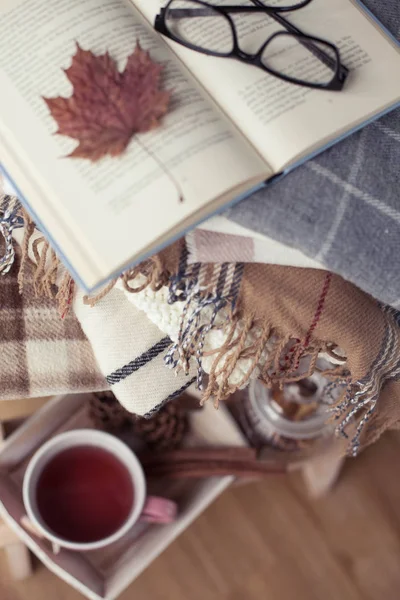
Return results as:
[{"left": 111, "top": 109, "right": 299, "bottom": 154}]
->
[
  {"left": 145, "top": 467, "right": 286, "bottom": 479},
  {"left": 140, "top": 446, "right": 257, "bottom": 465},
  {"left": 144, "top": 457, "right": 286, "bottom": 479}
]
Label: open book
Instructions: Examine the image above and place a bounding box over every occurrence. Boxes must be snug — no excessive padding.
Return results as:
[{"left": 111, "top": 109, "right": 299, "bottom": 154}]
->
[{"left": 0, "top": 0, "right": 399, "bottom": 290}]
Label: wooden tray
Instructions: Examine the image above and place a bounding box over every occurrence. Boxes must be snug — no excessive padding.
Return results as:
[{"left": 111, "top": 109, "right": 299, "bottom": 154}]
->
[{"left": 0, "top": 393, "right": 246, "bottom": 600}]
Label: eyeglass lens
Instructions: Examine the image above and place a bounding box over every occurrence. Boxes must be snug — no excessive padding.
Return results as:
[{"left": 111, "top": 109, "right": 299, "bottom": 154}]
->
[
  {"left": 261, "top": 33, "right": 337, "bottom": 84},
  {"left": 165, "top": 0, "right": 234, "bottom": 55}
]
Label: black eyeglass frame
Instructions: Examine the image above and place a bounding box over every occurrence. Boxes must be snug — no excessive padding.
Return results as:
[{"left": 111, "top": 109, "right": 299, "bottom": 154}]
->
[{"left": 154, "top": 0, "right": 349, "bottom": 91}]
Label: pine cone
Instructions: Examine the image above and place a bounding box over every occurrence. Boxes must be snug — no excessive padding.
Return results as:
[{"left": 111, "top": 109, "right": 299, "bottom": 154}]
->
[
  {"left": 90, "top": 391, "right": 137, "bottom": 431},
  {"left": 132, "top": 402, "right": 189, "bottom": 452},
  {"left": 90, "top": 392, "right": 189, "bottom": 451}
]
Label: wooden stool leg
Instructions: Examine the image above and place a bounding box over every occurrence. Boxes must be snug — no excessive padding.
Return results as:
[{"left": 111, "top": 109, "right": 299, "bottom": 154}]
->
[
  {"left": 0, "top": 397, "right": 52, "bottom": 581},
  {"left": 0, "top": 421, "right": 5, "bottom": 443},
  {"left": 5, "top": 542, "right": 32, "bottom": 581},
  {"left": 0, "top": 522, "right": 32, "bottom": 580},
  {"left": 300, "top": 452, "right": 345, "bottom": 498},
  {"left": 289, "top": 443, "right": 345, "bottom": 498}
]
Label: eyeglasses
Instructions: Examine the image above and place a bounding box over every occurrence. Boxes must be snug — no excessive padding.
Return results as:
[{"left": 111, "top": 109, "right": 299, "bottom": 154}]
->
[{"left": 154, "top": 0, "right": 349, "bottom": 91}]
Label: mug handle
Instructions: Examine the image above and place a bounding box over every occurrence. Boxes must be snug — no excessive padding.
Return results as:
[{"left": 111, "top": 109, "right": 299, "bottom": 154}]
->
[{"left": 139, "top": 496, "right": 177, "bottom": 524}]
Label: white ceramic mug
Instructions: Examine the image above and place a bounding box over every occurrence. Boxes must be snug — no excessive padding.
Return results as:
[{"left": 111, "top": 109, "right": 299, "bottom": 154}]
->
[{"left": 23, "top": 429, "right": 177, "bottom": 552}]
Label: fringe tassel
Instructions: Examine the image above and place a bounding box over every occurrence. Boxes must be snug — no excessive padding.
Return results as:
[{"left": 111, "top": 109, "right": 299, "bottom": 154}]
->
[
  {"left": 83, "top": 256, "right": 169, "bottom": 308},
  {"left": 330, "top": 308, "right": 400, "bottom": 456},
  {"left": 166, "top": 285, "right": 349, "bottom": 410},
  {"left": 330, "top": 381, "right": 378, "bottom": 456},
  {"left": 17, "top": 212, "right": 169, "bottom": 314},
  {"left": 203, "top": 315, "right": 263, "bottom": 407},
  {"left": 83, "top": 279, "right": 117, "bottom": 308},
  {"left": 122, "top": 256, "right": 168, "bottom": 294},
  {"left": 57, "top": 273, "right": 75, "bottom": 319},
  {"left": 165, "top": 287, "right": 228, "bottom": 390},
  {"left": 32, "top": 236, "right": 58, "bottom": 298},
  {"left": 17, "top": 207, "right": 75, "bottom": 316},
  {"left": 0, "top": 194, "right": 22, "bottom": 276},
  {"left": 18, "top": 208, "right": 36, "bottom": 293}
]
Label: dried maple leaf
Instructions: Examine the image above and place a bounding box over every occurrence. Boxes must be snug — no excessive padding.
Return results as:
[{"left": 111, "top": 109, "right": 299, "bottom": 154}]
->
[{"left": 44, "top": 42, "right": 171, "bottom": 161}]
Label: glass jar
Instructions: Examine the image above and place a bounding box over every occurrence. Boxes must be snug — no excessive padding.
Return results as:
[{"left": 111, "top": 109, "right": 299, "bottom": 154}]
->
[{"left": 241, "top": 375, "right": 336, "bottom": 456}]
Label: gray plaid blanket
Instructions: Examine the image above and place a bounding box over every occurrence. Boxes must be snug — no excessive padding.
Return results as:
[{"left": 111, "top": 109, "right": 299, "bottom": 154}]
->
[{"left": 226, "top": 0, "right": 400, "bottom": 308}]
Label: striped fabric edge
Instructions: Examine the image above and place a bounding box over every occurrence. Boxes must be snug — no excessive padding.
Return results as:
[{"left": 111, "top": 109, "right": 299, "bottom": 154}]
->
[
  {"left": 106, "top": 336, "right": 171, "bottom": 385},
  {"left": 143, "top": 376, "right": 197, "bottom": 419}
]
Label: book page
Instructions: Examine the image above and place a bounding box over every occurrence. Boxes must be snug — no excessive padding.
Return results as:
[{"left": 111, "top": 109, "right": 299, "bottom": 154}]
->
[
  {"left": 0, "top": 0, "right": 267, "bottom": 288},
  {"left": 136, "top": 0, "right": 400, "bottom": 173}
]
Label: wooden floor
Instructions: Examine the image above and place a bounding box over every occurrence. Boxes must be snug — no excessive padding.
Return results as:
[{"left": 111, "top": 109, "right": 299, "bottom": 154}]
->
[{"left": 2, "top": 433, "right": 400, "bottom": 600}]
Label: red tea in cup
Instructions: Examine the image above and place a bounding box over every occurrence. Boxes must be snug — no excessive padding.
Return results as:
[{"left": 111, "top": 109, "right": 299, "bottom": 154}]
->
[
  {"left": 36, "top": 446, "right": 134, "bottom": 543},
  {"left": 23, "top": 429, "right": 177, "bottom": 552}
]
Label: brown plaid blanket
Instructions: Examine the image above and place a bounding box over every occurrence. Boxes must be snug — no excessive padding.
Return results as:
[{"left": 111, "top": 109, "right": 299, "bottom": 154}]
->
[
  {"left": 0, "top": 247, "right": 106, "bottom": 400},
  {"left": 130, "top": 240, "right": 400, "bottom": 457}
]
